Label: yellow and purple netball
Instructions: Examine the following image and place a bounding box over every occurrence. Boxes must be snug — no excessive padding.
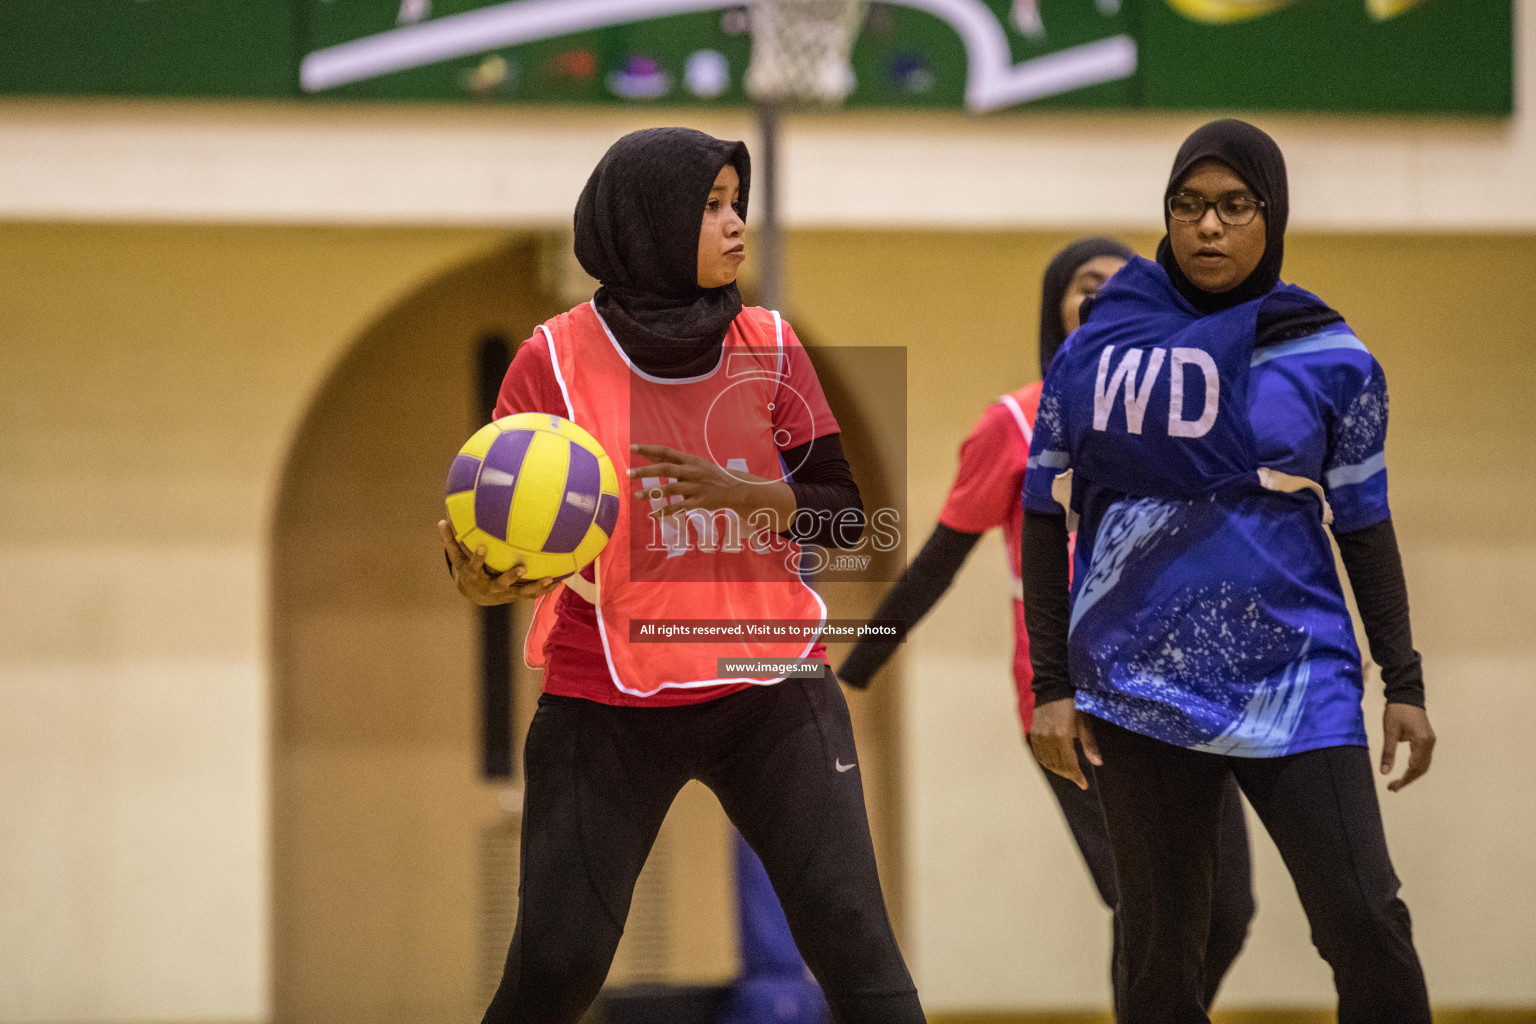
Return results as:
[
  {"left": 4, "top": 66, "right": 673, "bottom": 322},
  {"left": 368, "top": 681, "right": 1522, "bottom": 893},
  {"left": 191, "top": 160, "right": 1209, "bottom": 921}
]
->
[{"left": 444, "top": 413, "right": 621, "bottom": 579}]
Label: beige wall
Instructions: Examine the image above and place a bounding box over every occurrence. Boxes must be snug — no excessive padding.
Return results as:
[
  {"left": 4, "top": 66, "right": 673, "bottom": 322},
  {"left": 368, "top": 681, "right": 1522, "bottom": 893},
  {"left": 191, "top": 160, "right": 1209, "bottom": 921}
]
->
[
  {"left": 1, "top": 222, "right": 1533, "bottom": 1022},
  {"left": 0, "top": 223, "right": 507, "bottom": 1023}
]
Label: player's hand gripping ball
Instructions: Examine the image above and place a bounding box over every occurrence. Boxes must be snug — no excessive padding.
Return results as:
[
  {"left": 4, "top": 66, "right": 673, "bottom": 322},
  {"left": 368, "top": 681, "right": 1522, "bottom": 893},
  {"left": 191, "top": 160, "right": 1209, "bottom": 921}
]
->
[{"left": 444, "top": 413, "right": 621, "bottom": 581}]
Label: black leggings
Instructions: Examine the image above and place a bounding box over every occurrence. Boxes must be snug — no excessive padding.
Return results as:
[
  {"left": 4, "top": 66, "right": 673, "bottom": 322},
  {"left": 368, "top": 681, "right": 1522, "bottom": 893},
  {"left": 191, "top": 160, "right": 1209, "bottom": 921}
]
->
[
  {"left": 1037, "top": 747, "right": 1254, "bottom": 1011},
  {"left": 481, "top": 675, "right": 925, "bottom": 1024},
  {"left": 1090, "top": 718, "right": 1430, "bottom": 1024}
]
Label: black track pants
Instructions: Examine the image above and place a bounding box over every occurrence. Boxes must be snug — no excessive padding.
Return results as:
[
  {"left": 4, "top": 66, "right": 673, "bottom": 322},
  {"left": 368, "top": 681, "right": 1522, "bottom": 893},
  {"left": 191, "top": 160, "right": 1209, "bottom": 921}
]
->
[
  {"left": 1090, "top": 718, "right": 1430, "bottom": 1024},
  {"left": 1037, "top": 746, "right": 1254, "bottom": 1010},
  {"left": 481, "top": 674, "right": 925, "bottom": 1024}
]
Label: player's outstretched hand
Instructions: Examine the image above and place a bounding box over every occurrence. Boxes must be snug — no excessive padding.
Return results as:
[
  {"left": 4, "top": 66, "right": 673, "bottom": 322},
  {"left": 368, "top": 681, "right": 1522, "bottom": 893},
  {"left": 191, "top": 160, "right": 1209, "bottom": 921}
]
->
[
  {"left": 1381, "top": 702, "right": 1435, "bottom": 792},
  {"left": 438, "top": 520, "right": 559, "bottom": 606},
  {"left": 1029, "top": 697, "right": 1101, "bottom": 790}
]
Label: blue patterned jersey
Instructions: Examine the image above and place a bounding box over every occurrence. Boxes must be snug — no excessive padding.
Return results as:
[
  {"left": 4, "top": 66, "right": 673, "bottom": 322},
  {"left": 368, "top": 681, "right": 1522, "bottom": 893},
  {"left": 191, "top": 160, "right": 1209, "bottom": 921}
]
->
[{"left": 1024, "top": 258, "right": 1390, "bottom": 756}]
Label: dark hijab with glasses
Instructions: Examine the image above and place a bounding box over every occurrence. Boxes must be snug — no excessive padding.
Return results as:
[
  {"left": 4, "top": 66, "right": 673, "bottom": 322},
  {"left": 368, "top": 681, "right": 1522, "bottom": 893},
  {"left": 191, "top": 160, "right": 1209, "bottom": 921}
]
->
[{"left": 1154, "top": 119, "right": 1343, "bottom": 344}]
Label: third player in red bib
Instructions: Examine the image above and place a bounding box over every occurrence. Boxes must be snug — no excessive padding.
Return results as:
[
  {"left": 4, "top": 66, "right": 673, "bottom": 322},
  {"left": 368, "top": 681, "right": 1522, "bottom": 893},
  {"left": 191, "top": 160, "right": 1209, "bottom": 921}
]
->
[{"left": 839, "top": 238, "right": 1256, "bottom": 1010}]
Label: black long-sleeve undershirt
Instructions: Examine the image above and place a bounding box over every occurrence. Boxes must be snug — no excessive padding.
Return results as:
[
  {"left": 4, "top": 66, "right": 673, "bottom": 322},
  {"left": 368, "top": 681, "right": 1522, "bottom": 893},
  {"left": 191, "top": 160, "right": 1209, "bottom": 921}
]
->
[
  {"left": 1021, "top": 511, "right": 1074, "bottom": 706},
  {"left": 781, "top": 433, "right": 865, "bottom": 549},
  {"left": 1021, "top": 510, "right": 1425, "bottom": 709},
  {"left": 836, "top": 524, "right": 981, "bottom": 688},
  {"left": 1335, "top": 517, "right": 1425, "bottom": 708}
]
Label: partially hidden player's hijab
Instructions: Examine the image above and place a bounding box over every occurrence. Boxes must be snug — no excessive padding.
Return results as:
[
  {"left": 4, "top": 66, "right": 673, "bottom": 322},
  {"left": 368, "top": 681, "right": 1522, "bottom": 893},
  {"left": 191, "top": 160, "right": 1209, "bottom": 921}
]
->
[
  {"left": 575, "top": 127, "right": 751, "bottom": 378},
  {"left": 1153, "top": 118, "right": 1341, "bottom": 343},
  {"left": 1039, "top": 237, "right": 1134, "bottom": 375}
]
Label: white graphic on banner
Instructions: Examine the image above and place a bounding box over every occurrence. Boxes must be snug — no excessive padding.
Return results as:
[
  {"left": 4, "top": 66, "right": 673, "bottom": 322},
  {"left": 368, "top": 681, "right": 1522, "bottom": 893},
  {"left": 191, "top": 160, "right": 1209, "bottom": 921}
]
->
[{"left": 300, "top": 0, "right": 1136, "bottom": 111}]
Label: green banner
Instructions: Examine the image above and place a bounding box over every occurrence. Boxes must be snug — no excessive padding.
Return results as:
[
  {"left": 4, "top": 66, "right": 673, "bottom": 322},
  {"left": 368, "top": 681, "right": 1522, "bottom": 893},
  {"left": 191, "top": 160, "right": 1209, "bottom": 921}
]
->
[
  {"left": 0, "top": 0, "right": 1513, "bottom": 114},
  {"left": 1141, "top": 0, "right": 1514, "bottom": 113},
  {"left": 294, "top": 0, "right": 1513, "bottom": 114},
  {"left": 296, "top": 1, "right": 1141, "bottom": 109},
  {"left": 0, "top": 0, "right": 297, "bottom": 97}
]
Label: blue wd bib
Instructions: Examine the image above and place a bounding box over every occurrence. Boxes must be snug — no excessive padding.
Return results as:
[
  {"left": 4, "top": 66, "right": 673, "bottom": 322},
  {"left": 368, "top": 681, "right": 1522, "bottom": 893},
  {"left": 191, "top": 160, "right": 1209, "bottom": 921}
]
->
[{"left": 1025, "top": 257, "right": 1378, "bottom": 757}]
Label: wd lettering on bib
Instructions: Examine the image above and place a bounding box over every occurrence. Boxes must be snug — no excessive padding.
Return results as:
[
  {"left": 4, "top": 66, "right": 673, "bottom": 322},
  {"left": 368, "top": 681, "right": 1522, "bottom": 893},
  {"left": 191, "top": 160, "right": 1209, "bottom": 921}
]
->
[
  {"left": 1032, "top": 257, "right": 1261, "bottom": 502},
  {"left": 1092, "top": 346, "right": 1219, "bottom": 439}
]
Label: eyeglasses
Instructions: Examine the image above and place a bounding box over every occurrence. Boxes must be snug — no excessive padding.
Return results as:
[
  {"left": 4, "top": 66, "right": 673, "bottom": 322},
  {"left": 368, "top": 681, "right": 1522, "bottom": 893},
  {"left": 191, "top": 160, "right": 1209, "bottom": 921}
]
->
[{"left": 1167, "top": 192, "right": 1266, "bottom": 226}]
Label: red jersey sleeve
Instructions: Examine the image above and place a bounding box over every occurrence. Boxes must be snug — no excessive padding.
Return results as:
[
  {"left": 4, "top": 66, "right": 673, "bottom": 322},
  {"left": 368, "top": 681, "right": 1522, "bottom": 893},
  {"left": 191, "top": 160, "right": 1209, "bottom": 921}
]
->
[
  {"left": 772, "top": 321, "right": 840, "bottom": 450},
  {"left": 938, "top": 402, "right": 1031, "bottom": 535},
  {"left": 493, "top": 331, "right": 571, "bottom": 420}
]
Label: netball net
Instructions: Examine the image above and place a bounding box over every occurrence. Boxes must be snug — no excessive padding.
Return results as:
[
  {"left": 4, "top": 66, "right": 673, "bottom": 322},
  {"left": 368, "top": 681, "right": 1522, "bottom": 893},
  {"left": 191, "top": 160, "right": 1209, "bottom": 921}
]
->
[{"left": 747, "top": 0, "right": 868, "bottom": 105}]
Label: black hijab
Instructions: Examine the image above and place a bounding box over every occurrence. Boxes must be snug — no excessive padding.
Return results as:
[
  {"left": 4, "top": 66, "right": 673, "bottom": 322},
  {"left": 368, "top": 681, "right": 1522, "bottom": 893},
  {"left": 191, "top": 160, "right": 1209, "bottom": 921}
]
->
[
  {"left": 1039, "top": 237, "right": 1134, "bottom": 375},
  {"left": 574, "top": 127, "right": 751, "bottom": 377},
  {"left": 1154, "top": 118, "right": 1288, "bottom": 315},
  {"left": 1153, "top": 118, "right": 1341, "bottom": 342}
]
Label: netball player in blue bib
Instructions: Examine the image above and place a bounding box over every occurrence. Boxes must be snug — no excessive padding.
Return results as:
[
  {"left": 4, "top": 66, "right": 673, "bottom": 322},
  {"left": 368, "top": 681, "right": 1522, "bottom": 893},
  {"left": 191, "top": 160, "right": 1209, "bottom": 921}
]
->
[{"left": 1023, "top": 120, "right": 1434, "bottom": 1022}]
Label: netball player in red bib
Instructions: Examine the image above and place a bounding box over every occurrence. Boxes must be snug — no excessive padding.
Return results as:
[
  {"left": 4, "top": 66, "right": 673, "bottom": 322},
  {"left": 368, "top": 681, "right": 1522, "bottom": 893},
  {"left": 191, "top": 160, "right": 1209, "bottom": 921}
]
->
[
  {"left": 840, "top": 239, "right": 1255, "bottom": 1009},
  {"left": 438, "top": 128, "right": 925, "bottom": 1024}
]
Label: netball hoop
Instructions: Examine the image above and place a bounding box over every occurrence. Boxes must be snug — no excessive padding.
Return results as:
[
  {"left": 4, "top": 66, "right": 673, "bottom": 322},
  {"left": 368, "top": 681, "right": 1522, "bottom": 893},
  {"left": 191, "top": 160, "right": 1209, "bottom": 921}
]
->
[
  {"left": 748, "top": 0, "right": 867, "bottom": 104},
  {"left": 745, "top": 0, "right": 867, "bottom": 311}
]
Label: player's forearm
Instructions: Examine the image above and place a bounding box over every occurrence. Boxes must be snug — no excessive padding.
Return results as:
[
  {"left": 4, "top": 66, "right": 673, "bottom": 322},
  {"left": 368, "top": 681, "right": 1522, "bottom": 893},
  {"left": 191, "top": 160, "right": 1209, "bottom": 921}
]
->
[
  {"left": 728, "top": 478, "right": 798, "bottom": 524},
  {"left": 1023, "top": 510, "right": 1074, "bottom": 705},
  {"left": 839, "top": 524, "right": 980, "bottom": 686},
  {"left": 1335, "top": 516, "right": 1425, "bottom": 708}
]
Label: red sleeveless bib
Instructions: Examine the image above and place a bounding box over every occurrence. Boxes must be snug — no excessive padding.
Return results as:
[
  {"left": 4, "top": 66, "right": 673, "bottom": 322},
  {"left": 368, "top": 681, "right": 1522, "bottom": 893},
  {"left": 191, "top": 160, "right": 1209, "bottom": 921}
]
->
[{"left": 524, "top": 302, "right": 827, "bottom": 698}]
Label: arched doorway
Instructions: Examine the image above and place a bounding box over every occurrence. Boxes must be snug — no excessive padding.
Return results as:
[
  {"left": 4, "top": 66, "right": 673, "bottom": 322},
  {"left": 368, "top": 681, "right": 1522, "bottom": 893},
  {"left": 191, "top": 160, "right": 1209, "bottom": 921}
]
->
[{"left": 271, "top": 237, "right": 551, "bottom": 1023}]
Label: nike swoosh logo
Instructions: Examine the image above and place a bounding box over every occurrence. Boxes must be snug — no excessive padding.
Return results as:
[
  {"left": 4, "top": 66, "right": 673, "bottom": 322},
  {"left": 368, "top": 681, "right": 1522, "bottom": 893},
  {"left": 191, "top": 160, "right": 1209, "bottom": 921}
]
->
[{"left": 835, "top": 759, "right": 857, "bottom": 773}]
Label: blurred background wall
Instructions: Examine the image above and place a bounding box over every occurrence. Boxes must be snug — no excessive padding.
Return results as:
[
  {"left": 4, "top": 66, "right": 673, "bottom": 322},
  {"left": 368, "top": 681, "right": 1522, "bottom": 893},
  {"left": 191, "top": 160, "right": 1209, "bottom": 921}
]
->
[
  {"left": 0, "top": 3, "right": 1533, "bottom": 1022},
  {"left": 0, "top": 223, "right": 505, "bottom": 1023}
]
